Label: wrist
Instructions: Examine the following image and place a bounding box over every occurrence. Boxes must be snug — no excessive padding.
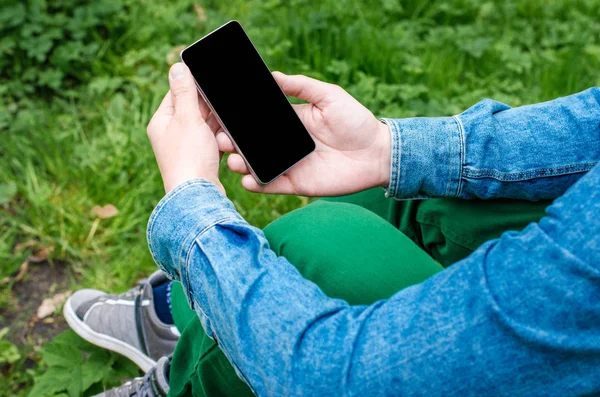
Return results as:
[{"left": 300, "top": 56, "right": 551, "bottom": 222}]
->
[
  {"left": 375, "top": 121, "right": 391, "bottom": 188},
  {"left": 164, "top": 173, "right": 224, "bottom": 195}
]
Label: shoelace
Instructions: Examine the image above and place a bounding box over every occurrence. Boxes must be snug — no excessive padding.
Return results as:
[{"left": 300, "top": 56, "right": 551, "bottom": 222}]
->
[
  {"left": 118, "top": 285, "right": 143, "bottom": 300},
  {"left": 109, "top": 377, "right": 142, "bottom": 397},
  {"left": 112, "top": 371, "right": 153, "bottom": 397},
  {"left": 112, "top": 358, "right": 160, "bottom": 397}
]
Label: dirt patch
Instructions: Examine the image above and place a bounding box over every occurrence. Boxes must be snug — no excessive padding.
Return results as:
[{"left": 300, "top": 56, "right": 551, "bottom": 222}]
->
[{"left": 0, "top": 260, "right": 71, "bottom": 347}]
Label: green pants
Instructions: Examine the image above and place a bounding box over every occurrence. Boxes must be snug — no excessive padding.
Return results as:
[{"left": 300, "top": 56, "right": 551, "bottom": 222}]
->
[{"left": 167, "top": 189, "right": 549, "bottom": 396}]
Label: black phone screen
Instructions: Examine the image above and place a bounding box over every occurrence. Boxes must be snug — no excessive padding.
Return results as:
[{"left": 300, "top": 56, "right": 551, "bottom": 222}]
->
[{"left": 181, "top": 21, "right": 315, "bottom": 184}]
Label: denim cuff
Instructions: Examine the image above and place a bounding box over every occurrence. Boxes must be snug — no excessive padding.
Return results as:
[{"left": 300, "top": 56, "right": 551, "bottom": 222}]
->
[
  {"left": 381, "top": 116, "right": 464, "bottom": 199},
  {"left": 147, "top": 179, "right": 243, "bottom": 282},
  {"left": 380, "top": 118, "right": 400, "bottom": 198}
]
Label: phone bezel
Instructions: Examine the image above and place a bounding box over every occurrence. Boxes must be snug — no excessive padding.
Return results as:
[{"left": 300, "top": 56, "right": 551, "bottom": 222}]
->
[{"left": 179, "top": 20, "right": 315, "bottom": 185}]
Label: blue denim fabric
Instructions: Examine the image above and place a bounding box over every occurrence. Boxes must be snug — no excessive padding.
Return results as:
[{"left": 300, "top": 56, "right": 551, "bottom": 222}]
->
[
  {"left": 147, "top": 89, "right": 600, "bottom": 396},
  {"left": 382, "top": 87, "right": 600, "bottom": 200}
]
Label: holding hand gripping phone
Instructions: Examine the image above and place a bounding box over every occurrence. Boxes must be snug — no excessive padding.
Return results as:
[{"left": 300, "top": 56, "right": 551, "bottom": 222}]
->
[{"left": 180, "top": 21, "right": 315, "bottom": 185}]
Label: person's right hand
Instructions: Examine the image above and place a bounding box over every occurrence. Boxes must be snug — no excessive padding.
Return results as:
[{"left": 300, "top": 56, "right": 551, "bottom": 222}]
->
[{"left": 218, "top": 72, "right": 391, "bottom": 197}]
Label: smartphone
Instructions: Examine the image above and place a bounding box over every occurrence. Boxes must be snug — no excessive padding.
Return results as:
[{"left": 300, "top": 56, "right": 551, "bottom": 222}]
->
[{"left": 180, "top": 20, "right": 315, "bottom": 185}]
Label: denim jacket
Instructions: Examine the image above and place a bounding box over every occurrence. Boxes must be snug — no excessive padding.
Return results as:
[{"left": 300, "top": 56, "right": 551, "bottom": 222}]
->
[{"left": 147, "top": 88, "right": 600, "bottom": 396}]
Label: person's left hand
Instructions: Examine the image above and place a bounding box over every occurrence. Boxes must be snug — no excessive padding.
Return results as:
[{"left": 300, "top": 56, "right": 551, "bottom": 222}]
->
[{"left": 147, "top": 63, "right": 224, "bottom": 194}]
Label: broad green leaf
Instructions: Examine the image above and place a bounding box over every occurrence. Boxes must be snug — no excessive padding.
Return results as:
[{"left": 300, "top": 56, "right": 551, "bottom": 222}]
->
[
  {"left": 105, "top": 354, "right": 141, "bottom": 385},
  {"left": 52, "top": 330, "right": 99, "bottom": 351},
  {"left": 81, "top": 350, "right": 113, "bottom": 391},
  {"left": 28, "top": 368, "right": 72, "bottom": 397},
  {"left": 42, "top": 342, "right": 83, "bottom": 368},
  {"left": 67, "top": 365, "right": 83, "bottom": 397}
]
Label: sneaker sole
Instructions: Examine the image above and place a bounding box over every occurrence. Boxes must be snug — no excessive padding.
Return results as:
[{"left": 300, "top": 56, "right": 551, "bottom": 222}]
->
[{"left": 64, "top": 296, "right": 156, "bottom": 372}]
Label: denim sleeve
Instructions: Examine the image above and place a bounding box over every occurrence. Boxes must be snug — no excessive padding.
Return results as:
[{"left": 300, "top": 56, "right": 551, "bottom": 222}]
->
[
  {"left": 382, "top": 87, "right": 600, "bottom": 200},
  {"left": 148, "top": 168, "right": 600, "bottom": 396}
]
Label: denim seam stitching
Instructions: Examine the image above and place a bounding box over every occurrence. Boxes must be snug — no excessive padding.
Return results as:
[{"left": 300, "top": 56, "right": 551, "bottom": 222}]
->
[
  {"left": 182, "top": 236, "right": 257, "bottom": 395},
  {"left": 394, "top": 119, "right": 401, "bottom": 197},
  {"left": 453, "top": 115, "right": 466, "bottom": 197},
  {"left": 147, "top": 179, "right": 213, "bottom": 244},
  {"left": 463, "top": 162, "right": 597, "bottom": 181},
  {"left": 147, "top": 179, "right": 212, "bottom": 275},
  {"left": 180, "top": 216, "right": 242, "bottom": 314},
  {"left": 389, "top": 119, "right": 398, "bottom": 197},
  {"left": 443, "top": 119, "right": 454, "bottom": 197},
  {"left": 383, "top": 119, "right": 401, "bottom": 198},
  {"left": 381, "top": 118, "right": 395, "bottom": 198}
]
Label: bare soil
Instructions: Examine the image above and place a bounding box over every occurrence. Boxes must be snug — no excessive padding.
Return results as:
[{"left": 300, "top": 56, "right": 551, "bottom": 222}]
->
[{"left": 0, "top": 260, "right": 70, "bottom": 347}]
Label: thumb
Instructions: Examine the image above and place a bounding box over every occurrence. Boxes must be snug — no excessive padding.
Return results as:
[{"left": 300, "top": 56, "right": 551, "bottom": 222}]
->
[
  {"left": 169, "top": 63, "right": 201, "bottom": 120},
  {"left": 273, "top": 72, "right": 339, "bottom": 105}
]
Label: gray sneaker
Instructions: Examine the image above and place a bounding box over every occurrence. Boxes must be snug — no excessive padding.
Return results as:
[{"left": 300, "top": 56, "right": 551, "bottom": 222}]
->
[
  {"left": 92, "top": 355, "right": 170, "bottom": 397},
  {"left": 64, "top": 270, "right": 179, "bottom": 372}
]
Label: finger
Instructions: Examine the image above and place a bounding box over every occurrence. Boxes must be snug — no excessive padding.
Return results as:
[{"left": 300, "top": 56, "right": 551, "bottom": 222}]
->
[
  {"left": 156, "top": 90, "right": 175, "bottom": 117},
  {"left": 273, "top": 72, "right": 338, "bottom": 105},
  {"left": 227, "top": 153, "right": 249, "bottom": 174},
  {"left": 197, "top": 92, "right": 211, "bottom": 119},
  {"left": 169, "top": 63, "right": 203, "bottom": 122},
  {"left": 147, "top": 91, "right": 174, "bottom": 133},
  {"left": 216, "top": 132, "right": 235, "bottom": 152},
  {"left": 292, "top": 103, "right": 312, "bottom": 122},
  {"left": 241, "top": 174, "right": 296, "bottom": 195},
  {"left": 206, "top": 113, "right": 221, "bottom": 133}
]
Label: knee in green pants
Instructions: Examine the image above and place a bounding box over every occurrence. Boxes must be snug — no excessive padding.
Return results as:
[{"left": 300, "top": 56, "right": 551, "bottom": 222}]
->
[{"left": 322, "top": 188, "right": 550, "bottom": 267}]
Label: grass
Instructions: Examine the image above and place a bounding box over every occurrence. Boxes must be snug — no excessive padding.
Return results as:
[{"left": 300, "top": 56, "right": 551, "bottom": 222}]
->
[{"left": 1, "top": 0, "right": 599, "bottom": 395}]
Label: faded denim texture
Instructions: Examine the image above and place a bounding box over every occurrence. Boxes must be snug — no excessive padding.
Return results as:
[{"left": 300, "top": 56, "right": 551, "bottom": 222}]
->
[
  {"left": 382, "top": 87, "right": 600, "bottom": 200},
  {"left": 148, "top": 88, "right": 600, "bottom": 396}
]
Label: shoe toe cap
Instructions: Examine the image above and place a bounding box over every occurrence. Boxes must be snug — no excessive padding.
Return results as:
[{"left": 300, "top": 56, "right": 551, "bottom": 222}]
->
[{"left": 68, "top": 289, "right": 106, "bottom": 316}]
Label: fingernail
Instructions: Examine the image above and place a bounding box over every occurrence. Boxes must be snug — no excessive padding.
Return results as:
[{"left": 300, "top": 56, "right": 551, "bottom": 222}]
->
[{"left": 170, "top": 63, "right": 187, "bottom": 80}]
